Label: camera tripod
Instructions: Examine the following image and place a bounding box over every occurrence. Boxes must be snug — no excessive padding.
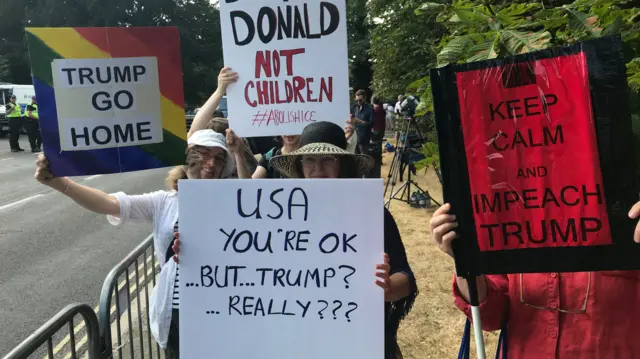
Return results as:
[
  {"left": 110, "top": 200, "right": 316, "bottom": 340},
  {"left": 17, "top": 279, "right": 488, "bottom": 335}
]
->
[{"left": 384, "top": 116, "right": 440, "bottom": 209}]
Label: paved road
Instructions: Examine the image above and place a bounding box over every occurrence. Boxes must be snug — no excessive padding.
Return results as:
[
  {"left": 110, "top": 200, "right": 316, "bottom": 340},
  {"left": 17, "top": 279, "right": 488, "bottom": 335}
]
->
[{"left": 0, "top": 137, "right": 170, "bottom": 356}]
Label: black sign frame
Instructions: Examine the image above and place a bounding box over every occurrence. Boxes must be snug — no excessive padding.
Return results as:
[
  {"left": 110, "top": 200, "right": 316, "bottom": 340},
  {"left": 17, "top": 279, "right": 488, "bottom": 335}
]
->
[{"left": 430, "top": 36, "right": 639, "bottom": 276}]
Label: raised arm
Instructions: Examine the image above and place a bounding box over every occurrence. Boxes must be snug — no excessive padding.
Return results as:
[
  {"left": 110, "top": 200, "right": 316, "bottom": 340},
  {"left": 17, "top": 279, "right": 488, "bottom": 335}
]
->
[
  {"left": 225, "top": 129, "right": 253, "bottom": 179},
  {"left": 188, "top": 68, "right": 238, "bottom": 138},
  {"left": 630, "top": 201, "right": 640, "bottom": 243},
  {"left": 226, "top": 129, "right": 268, "bottom": 179},
  {"left": 35, "top": 154, "right": 120, "bottom": 215},
  {"left": 34, "top": 153, "right": 163, "bottom": 226}
]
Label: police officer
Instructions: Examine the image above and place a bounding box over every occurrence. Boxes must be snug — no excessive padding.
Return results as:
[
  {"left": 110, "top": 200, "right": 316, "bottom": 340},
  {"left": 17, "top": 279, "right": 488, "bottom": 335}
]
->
[
  {"left": 6, "top": 94, "right": 24, "bottom": 152},
  {"left": 25, "top": 96, "right": 41, "bottom": 152}
]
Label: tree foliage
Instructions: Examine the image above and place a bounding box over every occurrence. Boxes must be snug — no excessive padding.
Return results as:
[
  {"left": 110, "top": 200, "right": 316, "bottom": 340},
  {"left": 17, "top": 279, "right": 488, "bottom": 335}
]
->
[
  {"left": 347, "top": 0, "right": 373, "bottom": 93},
  {"left": 368, "top": 0, "right": 446, "bottom": 100},
  {"left": 425, "top": 0, "right": 639, "bottom": 67},
  {"left": 0, "top": 0, "right": 222, "bottom": 106},
  {"left": 408, "top": 0, "right": 640, "bottom": 174},
  {"left": 0, "top": 55, "right": 10, "bottom": 82}
]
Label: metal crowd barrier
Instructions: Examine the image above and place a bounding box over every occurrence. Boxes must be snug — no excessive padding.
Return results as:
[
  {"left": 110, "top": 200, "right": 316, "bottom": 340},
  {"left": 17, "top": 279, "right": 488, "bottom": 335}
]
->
[
  {"left": 98, "top": 235, "right": 163, "bottom": 359},
  {"left": 1, "top": 303, "right": 101, "bottom": 359},
  {"left": 3, "top": 235, "right": 162, "bottom": 359}
]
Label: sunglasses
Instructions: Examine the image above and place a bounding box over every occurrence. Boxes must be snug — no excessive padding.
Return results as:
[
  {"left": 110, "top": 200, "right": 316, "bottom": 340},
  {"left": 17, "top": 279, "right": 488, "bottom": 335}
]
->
[
  {"left": 519, "top": 272, "right": 590, "bottom": 314},
  {"left": 186, "top": 148, "right": 227, "bottom": 167}
]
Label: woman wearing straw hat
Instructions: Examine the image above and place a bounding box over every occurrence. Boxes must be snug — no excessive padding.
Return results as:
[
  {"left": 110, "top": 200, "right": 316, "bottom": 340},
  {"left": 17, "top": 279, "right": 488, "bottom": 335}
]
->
[
  {"left": 34, "top": 129, "right": 236, "bottom": 359},
  {"left": 177, "top": 121, "right": 418, "bottom": 359}
]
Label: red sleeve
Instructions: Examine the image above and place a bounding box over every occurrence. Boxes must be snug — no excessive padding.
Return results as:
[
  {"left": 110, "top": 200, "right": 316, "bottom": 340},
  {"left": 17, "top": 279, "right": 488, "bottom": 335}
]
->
[
  {"left": 373, "top": 108, "right": 386, "bottom": 131},
  {"left": 452, "top": 274, "right": 509, "bottom": 331}
]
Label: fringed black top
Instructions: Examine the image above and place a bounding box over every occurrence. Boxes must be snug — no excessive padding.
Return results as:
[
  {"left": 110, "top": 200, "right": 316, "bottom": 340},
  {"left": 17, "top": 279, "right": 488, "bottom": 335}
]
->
[{"left": 383, "top": 207, "right": 418, "bottom": 359}]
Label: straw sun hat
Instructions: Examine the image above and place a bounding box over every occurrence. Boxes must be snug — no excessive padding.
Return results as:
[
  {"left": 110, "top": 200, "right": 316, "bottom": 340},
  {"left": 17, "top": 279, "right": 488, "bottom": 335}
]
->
[{"left": 269, "top": 121, "right": 374, "bottom": 178}]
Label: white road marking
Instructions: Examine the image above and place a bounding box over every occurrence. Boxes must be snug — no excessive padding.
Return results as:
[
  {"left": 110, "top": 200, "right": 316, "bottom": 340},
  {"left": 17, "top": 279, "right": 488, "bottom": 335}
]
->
[
  {"left": 84, "top": 175, "right": 102, "bottom": 181},
  {"left": 0, "top": 157, "right": 14, "bottom": 162},
  {"left": 0, "top": 194, "right": 45, "bottom": 211}
]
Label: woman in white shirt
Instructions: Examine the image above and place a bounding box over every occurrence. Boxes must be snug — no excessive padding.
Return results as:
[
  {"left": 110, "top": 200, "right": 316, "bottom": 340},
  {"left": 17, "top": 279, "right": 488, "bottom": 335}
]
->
[{"left": 33, "top": 129, "right": 235, "bottom": 359}]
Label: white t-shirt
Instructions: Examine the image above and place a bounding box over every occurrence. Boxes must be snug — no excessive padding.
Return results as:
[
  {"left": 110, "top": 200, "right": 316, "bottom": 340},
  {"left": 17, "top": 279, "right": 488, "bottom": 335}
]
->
[
  {"left": 394, "top": 101, "right": 403, "bottom": 114},
  {"left": 107, "top": 190, "right": 179, "bottom": 349}
]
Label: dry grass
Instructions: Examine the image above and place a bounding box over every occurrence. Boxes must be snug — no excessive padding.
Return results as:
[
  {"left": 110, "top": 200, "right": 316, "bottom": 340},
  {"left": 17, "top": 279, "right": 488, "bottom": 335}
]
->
[{"left": 379, "top": 150, "right": 499, "bottom": 359}]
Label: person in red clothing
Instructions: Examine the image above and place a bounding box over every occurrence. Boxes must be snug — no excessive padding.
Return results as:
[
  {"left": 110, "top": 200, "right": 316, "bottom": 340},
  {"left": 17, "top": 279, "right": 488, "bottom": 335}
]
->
[
  {"left": 429, "top": 201, "right": 640, "bottom": 358},
  {"left": 372, "top": 97, "right": 387, "bottom": 142}
]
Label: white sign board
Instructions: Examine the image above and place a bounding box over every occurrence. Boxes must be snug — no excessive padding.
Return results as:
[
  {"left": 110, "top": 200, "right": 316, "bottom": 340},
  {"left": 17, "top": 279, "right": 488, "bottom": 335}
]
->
[
  {"left": 179, "top": 179, "right": 384, "bottom": 359},
  {"left": 51, "top": 57, "right": 163, "bottom": 151},
  {"left": 219, "top": 0, "right": 350, "bottom": 137}
]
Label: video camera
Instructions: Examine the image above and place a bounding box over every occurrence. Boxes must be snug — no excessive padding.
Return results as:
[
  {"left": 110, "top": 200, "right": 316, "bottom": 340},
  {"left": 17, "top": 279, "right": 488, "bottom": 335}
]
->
[{"left": 400, "top": 95, "right": 419, "bottom": 117}]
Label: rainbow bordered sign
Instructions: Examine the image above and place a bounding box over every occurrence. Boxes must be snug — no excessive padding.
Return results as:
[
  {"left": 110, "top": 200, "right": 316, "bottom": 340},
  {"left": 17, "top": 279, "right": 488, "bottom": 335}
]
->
[{"left": 25, "top": 27, "right": 187, "bottom": 176}]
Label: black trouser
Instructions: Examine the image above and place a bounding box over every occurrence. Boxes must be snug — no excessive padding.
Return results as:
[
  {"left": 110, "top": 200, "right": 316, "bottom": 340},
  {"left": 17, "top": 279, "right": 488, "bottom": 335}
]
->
[
  {"left": 356, "top": 143, "right": 370, "bottom": 156},
  {"left": 24, "top": 119, "right": 41, "bottom": 150},
  {"left": 165, "top": 309, "right": 180, "bottom": 359},
  {"left": 356, "top": 143, "right": 370, "bottom": 178},
  {"left": 369, "top": 142, "right": 383, "bottom": 178},
  {"left": 8, "top": 117, "right": 23, "bottom": 150}
]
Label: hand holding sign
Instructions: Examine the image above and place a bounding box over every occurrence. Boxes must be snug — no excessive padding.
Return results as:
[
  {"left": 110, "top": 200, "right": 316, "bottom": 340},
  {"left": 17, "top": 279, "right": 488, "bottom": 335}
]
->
[
  {"left": 429, "top": 203, "right": 458, "bottom": 258},
  {"left": 225, "top": 129, "right": 243, "bottom": 154},
  {"left": 375, "top": 254, "right": 391, "bottom": 296},
  {"left": 218, "top": 67, "right": 239, "bottom": 93},
  {"left": 34, "top": 154, "right": 67, "bottom": 192},
  {"left": 172, "top": 233, "right": 180, "bottom": 263},
  {"left": 629, "top": 202, "right": 640, "bottom": 243}
]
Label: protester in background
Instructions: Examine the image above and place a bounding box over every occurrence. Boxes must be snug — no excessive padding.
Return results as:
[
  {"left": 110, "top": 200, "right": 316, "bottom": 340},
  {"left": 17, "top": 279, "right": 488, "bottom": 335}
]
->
[
  {"left": 6, "top": 94, "right": 24, "bottom": 152},
  {"left": 232, "top": 134, "right": 301, "bottom": 179},
  {"left": 34, "top": 129, "right": 236, "bottom": 359},
  {"left": 351, "top": 89, "right": 374, "bottom": 159},
  {"left": 385, "top": 103, "right": 395, "bottom": 131},
  {"left": 429, "top": 202, "right": 640, "bottom": 359},
  {"left": 370, "top": 97, "right": 387, "bottom": 178},
  {"left": 188, "top": 67, "right": 237, "bottom": 138},
  {"left": 25, "top": 96, "right": 41, "bottom": 153},
  {"left": 394, "top": 95, "right": 404, "bottom": 115},
  {"left": 372, "top": 97, "right": 387, "bottom": 142}
]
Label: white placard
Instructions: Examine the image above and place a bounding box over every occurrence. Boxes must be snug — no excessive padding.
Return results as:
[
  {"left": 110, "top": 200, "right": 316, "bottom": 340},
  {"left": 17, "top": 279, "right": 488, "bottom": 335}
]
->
[
  {"left": 179, "top": 179, "right": 384, "bottom": 359},
  {"left": 51, "top": 57, "right": 163, "bottom": 151},
  {"left": 219, "top": 0, "right": 350, "bottom": 137}
]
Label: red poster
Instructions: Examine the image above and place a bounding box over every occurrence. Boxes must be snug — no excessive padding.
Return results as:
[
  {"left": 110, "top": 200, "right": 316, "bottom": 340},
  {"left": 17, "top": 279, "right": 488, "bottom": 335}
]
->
[{"left": 457, "top": 53, "right": 612, "bottom": 251}]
